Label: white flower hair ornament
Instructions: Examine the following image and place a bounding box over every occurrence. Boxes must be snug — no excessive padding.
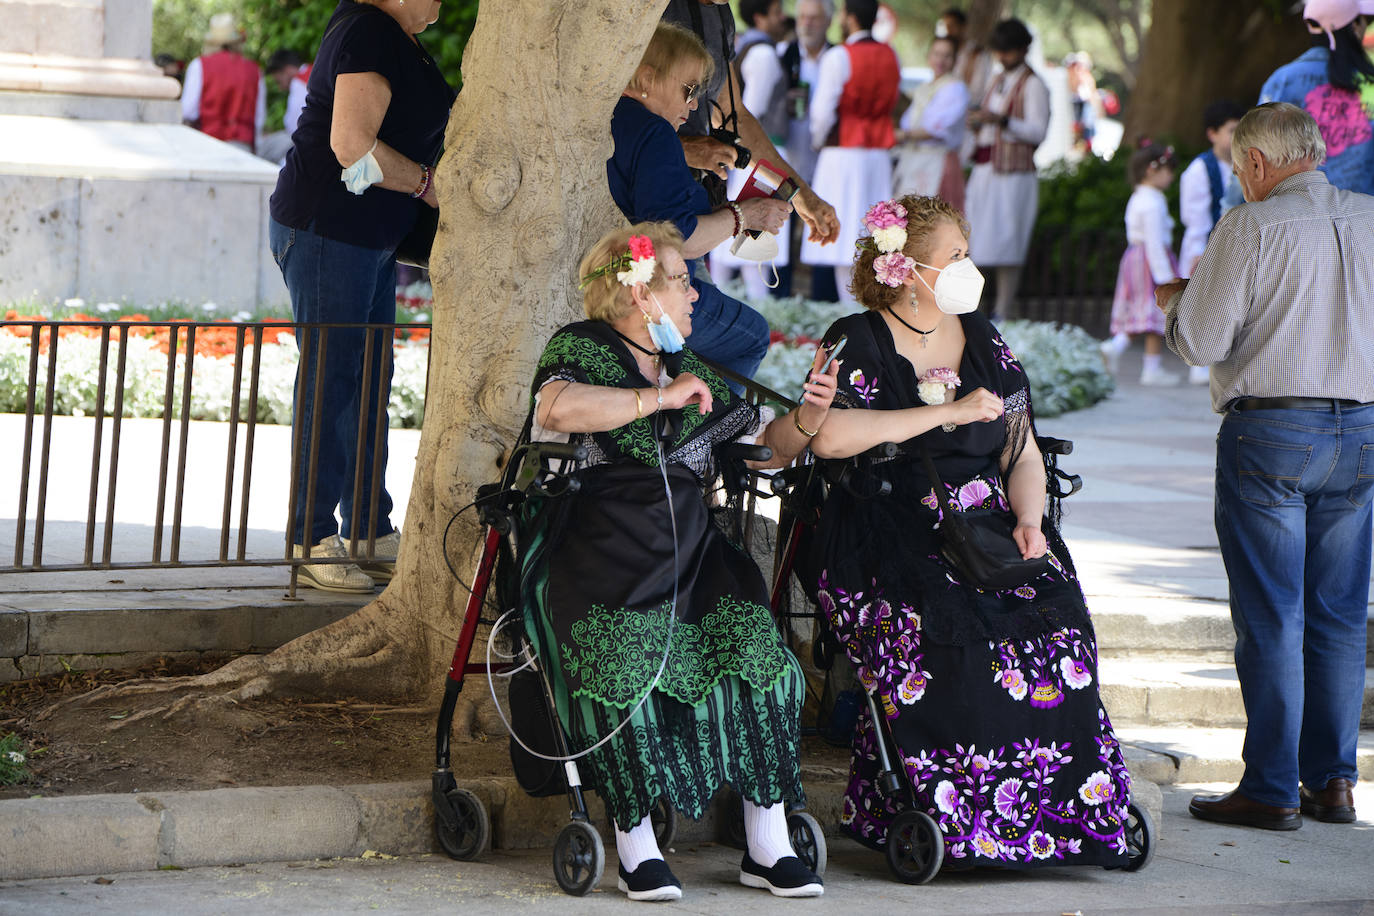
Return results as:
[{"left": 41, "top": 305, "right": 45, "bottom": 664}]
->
[
  {"left": 578, "top": 234, "right": 659, "bottom": 289},
  {"left": 862, "top": 199, "right": 915, "bottom": 286}
]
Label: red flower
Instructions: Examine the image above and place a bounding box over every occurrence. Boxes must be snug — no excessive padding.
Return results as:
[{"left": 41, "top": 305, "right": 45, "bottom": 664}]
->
[{"left": 627, "top": 234, "right": 655, "bottom": 262}]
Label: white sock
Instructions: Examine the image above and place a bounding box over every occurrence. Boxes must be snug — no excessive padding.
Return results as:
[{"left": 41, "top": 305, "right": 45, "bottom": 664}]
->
[
  {"left": 743, "top": 800, "right": 793, "bottom": 868},
  {"left": 1142, "top": 352, "right": 1162, "bottom": 374},
  {"left": 614, "top": 815, "right": 663, "bottom": 874},
  {"left": 1112, "top": 332, "right": 1130, "bottom": 351}
]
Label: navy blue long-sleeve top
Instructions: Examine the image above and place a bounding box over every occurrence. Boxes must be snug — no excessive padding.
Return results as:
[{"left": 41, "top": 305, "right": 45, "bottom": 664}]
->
[{"left": 607, "top": 96, "right": 710, "bottom": 238}]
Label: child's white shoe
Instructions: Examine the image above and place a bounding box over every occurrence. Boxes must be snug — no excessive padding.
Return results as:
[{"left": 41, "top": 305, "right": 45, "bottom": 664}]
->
[{"left": 1140, "top": 366, "right": 1181, "bottom": 386}]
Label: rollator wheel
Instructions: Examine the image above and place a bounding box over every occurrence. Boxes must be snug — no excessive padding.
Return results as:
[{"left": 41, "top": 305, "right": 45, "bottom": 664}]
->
[
  {"left": 786, "top": 810, "right": 828, "bottom": 877},
  {"left": 718, "top": 790, "right": 748, "bottom": 849},
  {"left": 435, "top": 787, "right": 490, "bottom": 861},
  {"left": 552, "top": 820, "right": 605, "bottom": 897},
  {"left": 884, "top": 809, "right": 944, "bottom": 885},
  {"left": 1122, "top": 802, "right": 1156, "bottom": 872},
  {"left": 651, "top": 798, "right": 678, "bottom": 850}
]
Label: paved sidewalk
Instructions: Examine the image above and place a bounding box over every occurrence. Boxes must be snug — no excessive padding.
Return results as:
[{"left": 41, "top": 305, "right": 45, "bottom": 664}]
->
[
  {"left": 1, "top": 343, "right": 1371, "bottom": 901},
  {"left": 2, "top": 783, "right": 1371, "bottom": 914}
]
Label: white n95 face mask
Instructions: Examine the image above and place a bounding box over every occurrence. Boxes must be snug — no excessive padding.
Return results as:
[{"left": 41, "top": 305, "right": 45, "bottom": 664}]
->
[
  {"left": 915, "top": 257, "right": 985, "bottom": 314},
  {"left": 730, "top": 231, "right": 782, "bottom": 289},
  {"left": 341, "top": 141, "right": 383, "bottom": 195}
]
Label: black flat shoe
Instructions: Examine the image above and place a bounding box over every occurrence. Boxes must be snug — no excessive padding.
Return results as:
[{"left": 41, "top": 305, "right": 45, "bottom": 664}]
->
[
  {"left": 739, "top": 852, "right": 824, "bottom": 897},
  {"left": 617, "top": 858, "right": 682, "bottom": 902}
]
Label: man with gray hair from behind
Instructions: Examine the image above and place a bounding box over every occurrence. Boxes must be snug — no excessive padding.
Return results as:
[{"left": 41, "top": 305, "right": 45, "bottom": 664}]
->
[{"left": 1156, "top": 100, "right": 1374, "bottom": 832}]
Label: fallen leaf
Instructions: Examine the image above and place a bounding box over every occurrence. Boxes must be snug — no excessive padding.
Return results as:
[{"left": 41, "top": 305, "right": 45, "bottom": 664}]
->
[
  {"left": 108, "top": 713, "right": 128, "bottom": 720},
  {"left": 93, "top": 877, "right": 114, "bottom": 885},
  {"left": 1220, "top": 841, "right": 1235, "bottom": 847},
  {"left": 1279, "top": 859, "right": 1290, "bottom": 864}
]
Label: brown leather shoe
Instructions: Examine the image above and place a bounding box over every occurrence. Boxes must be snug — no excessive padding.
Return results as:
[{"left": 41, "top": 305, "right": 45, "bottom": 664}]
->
[
  {"left": 1300, "top": 778, "right": 1356, "bottom": 824},
  {"left": 1189, "top": 788, "right": 1302, "bottom": 831}
]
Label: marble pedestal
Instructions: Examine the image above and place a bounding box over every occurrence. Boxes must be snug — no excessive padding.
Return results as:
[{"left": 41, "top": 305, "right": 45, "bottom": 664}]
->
[{"left": 0, "top": 115, "right": 288, "bottom": 309}]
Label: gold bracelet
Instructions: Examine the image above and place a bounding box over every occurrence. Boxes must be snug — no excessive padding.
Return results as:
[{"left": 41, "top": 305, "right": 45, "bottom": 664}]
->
[
  {"left": 793, "top": 411, "right": 818, "bottom": 438},
  {"left": 633, "top": 388, "right": 643, "bottom": 419}
]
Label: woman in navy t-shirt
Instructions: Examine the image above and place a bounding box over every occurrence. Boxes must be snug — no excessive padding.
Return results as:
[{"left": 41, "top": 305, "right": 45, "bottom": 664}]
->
[{"left": 268, "top": 0, "right": 455, "bottom": 593}]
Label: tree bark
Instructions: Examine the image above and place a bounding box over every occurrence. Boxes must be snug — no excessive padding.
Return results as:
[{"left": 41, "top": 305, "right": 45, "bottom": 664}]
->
[
  {"left": 1124, "top": 0, "right": 1309, "bottom": 143},
  {"left": 54, "top": 3, "right": 663, "bottom": 726}
]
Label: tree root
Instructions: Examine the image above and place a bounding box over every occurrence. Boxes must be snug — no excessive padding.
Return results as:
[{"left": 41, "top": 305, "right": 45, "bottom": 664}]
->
[{"left": 37, "top": 597, "right": 428, "bottom": 728}]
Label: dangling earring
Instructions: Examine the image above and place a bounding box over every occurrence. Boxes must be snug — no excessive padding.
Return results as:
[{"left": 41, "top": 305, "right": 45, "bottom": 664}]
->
[{"left": 640, "top": 91, "right": 648, "bottom": 99}]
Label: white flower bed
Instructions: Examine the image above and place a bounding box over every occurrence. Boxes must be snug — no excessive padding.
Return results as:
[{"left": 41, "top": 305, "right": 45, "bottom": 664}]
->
[
  {"left": 727, "top": 283, "right": 1113, "bottom": 416},
  {"left": 0, "top": 330, "right": 430, "bottom": 429}
]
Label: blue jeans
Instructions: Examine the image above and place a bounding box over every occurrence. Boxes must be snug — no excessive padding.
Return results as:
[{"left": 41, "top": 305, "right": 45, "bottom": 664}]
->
[
  {"left": 684, "top": 261, "right": 770, "bottom": 393},
  {"left": 1215, "top": 401, "right": 1374, "bottom": 807},
  {"left": 269, "top": 218, "right": 396, "bottom": 545}
]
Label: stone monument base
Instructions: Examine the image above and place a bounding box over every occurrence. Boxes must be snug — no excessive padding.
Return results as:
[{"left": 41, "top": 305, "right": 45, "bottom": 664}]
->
[{"left": 0, "top": 114, "right": 287, "bottom": 310}]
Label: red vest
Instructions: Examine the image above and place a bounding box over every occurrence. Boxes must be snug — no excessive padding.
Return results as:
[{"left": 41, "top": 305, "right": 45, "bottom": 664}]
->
[
  {"left": 837, "top": 39, "right": 899, "bottom": 149},
  {"left": 199, "top": 50, "right": 259, "bottom": 147}
]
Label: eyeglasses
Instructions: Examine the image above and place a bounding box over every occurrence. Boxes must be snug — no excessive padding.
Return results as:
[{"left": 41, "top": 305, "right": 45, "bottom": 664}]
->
[
  {"left": 665, "top": 271, "right": 692, "bottom": 292},
  {"left": 681, "top": 82, "right": 703, "bottom": 104}
]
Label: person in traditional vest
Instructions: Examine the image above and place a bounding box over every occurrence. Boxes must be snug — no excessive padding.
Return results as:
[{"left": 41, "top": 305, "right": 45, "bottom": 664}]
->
[
  {"left": 181, "top": 13, "right": 266, "bottom": 155},
  {"left": 712, "top": 0, "right": 796, "bottom": 300},
  {"left": 1178, "top": 99, "right": 1246, "bottom": 384},
  {"left": 963, "top": 18, "right": 1049, "bottom": 321},
  {"left": 257, "top": 50, "right": 313, "bottom": 165},
  {"left": 801, "top": 0, "right": 900, "bottom": 304}
]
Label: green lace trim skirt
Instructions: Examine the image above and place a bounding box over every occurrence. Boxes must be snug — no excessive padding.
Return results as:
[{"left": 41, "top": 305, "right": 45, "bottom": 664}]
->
[{"left": 535, "top": 618, "right": 806, "bottom": 829}]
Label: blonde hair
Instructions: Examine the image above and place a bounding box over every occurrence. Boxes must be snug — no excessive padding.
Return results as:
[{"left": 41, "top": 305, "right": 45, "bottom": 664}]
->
[
  {"left": 850, "top": 195, "right": 970, "bottom": 310},
  {"left": 629, "top": 23, "right": 715, "bottom": 97},
  {"left": 579, "top": 222, "right": 686, "bottom": 323}
]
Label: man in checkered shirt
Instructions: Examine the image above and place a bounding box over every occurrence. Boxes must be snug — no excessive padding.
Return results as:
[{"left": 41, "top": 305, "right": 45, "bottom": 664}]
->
[{"left": 1159, "top": 101, "right": 1374, "bottom": 832}]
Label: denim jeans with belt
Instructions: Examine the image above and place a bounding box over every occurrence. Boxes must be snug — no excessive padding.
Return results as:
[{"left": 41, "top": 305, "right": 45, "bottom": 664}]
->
[
  {"left": 269, "top": 218, "right": 396, "bottom": 546},
  {"left": 1215, "top": 400, "right": 1374, "bottom": 807}
]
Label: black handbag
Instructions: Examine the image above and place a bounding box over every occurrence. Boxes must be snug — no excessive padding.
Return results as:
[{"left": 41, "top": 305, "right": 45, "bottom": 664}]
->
[
  {"left": 395, "top": 203, "right": 438, "bottom": 270},
  {"left": 918, "top": 444, "right": 1050, "bottom": 592},
  {"left": 506, "top": 667, "right": 565, "bottom": 797}
]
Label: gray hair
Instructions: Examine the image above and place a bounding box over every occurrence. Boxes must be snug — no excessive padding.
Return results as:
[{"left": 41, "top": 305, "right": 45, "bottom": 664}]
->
[
  {"left": 795, "top": 0, "right": 835, "bottom": 17},
  {"left": 1231, "top": 101, "right": 1327, "bottom": 170}
]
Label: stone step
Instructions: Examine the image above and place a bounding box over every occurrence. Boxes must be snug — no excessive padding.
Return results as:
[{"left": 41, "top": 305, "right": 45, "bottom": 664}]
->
[
  {"left": 1117, "top": 725, "right": 1374, "bottom": 787},
  {"left": 1088, "top": 596, "right": 1374, "bottom": 665},
  {"left": 0, "top": 577, "right": 365, "bottom": 681},
  {"left": 1098, "top": 656, "right": 1374, "bottom": 728}
]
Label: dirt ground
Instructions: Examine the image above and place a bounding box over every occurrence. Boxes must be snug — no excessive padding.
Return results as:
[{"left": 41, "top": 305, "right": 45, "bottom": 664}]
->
[{"left": 0, "top": 654, "right": 851, "bottom": 800}]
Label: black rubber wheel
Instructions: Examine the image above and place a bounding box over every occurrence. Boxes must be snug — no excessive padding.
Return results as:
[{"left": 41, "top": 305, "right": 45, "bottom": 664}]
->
[
  {"left": 552, "top": 820, "right": 605, "bottom": 897},
  {"left": 651, "top": 798, "right": 678, "bottom": 850},
  {"left": 786, "top": 810, "right": 828, "bottom": 877},
  {"left": 1122, "top": 802, "right": 1156, "bottom": 872},
  {"left": 885, "top": 809, "right": 944, "bottom": 885},
  {"left": 435, "top": 787, "right": 490, "bottom": 861},
  {"left": 719, "top": 790, "right": 747, "bottom": 849}
]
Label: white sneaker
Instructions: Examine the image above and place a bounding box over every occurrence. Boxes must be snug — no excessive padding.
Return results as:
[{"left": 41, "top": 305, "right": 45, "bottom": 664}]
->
[
  {"left": 353, "top": 530, "right": 400, "bottom": 582},
  {"left": 293, "top": 535, "right": 377, "bottom": 593},
  {"left": 1188, "top": 365, "right": 1210, "bottom": 385},
  {"left": 1139, "top": 367, "right": 1181, "bottom": 386},
  {"left": 1099, "top": 335, "right": 1128, "bottom": 374}
]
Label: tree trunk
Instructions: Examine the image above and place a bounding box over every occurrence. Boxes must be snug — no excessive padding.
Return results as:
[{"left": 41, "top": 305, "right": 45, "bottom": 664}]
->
[
  {"left": 966, "top": 0, "right": 1009, "bottom": 43},
  {"left": 1124, "top": 0, "right": 1309, "bottom": 143},
  {"left": 373, "top": 0, "right": 662, "bottom": 702},
  {"left": 60, "top": 3, "right": 664, "bottom": 726}
]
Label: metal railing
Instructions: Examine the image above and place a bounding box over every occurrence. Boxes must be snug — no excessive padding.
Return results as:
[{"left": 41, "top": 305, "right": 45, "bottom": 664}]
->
[
  {"left": 2, "top": 319, "right": 429, "bottom": 593},
  {"left": 1017, "top": 226, "right": 1128, "bottom": 336}
]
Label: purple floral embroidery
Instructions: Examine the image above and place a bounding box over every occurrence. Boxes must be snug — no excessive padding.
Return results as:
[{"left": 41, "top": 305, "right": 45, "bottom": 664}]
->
[
  {"left": 1078, "top": 770, "right": 1115, "bottom": 806},
  {"left": 991, "top": 629, "right": 1096, "bottom": 707},
  {"left": 847, "top": 367, "right": 881, "bottom": 405},
  {"left": 1014, "top": 585, "right": 1037, "bottom": 600},
  {"left": 1061, "top": 655, "right": 1093, "bottom": 690},
  {"left": 956, "top": 479, "right": 992, "bottom": 510},
  {"left": 990, "top": 333, "right": 1021, "bottom": 372},
  {"left": 997, "top": 667, "right": 1028, "bottom": 701}
]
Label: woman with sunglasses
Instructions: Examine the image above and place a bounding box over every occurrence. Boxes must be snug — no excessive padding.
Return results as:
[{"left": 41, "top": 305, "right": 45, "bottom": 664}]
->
[
  {"left": 525, "top": 222, "right": 838, "bottom": 901},
  {"left": 608, "top": 23, "right": 791, "bottom": 390}
]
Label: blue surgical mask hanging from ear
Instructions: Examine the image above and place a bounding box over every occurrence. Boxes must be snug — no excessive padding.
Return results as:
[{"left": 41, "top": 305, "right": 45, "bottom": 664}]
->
[{"left": 644, "top": 292, "right": 685, "bottom": 353}]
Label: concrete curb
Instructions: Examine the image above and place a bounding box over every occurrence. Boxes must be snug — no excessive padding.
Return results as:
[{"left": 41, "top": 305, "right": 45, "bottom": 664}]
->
[{"left": 0, "top": 766, "right": 1165, "bottom": 882}]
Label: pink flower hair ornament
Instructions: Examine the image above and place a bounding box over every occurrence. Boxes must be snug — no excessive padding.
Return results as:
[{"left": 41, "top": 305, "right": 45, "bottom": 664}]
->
[
  {"left": 863, "top": 199, "right": 909, "bottom": 255},
  {"left": 577, "top": 234, "right": 658, "bottom": 289},
  {"left": 873, "top": 252, "right": 916, "bottom": 287}
]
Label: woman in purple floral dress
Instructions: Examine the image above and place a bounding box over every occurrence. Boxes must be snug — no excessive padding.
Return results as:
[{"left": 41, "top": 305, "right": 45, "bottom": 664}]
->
[{"left": 808, "top": 195, "right": 1132, "bottom": 870}]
